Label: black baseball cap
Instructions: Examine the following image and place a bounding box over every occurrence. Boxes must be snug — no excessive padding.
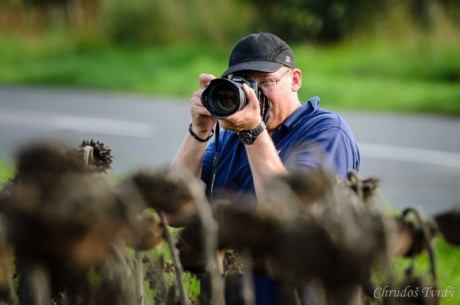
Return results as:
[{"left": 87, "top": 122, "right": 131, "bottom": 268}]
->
[{"left": 222, "top": 32, "right": 295, "bottom": 77}]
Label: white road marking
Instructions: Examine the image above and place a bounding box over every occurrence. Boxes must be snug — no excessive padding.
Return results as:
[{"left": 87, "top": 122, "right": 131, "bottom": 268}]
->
[
  {"left": 53, "top": 115, "right": 155, "bottom": 138},
  {"left": 359, "top": 143, "right": 460, "bottom": 169},
  {"left": 0, "top": 109, "right": 155, "bottom": 138},
  {"left": 2, "top": 108, "right": 460, "bottom": 167}
]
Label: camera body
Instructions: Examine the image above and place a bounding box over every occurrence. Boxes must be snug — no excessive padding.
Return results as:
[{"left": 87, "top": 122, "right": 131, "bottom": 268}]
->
[{"left": 201, "top": 76, "right": 268, "bottom": 119}]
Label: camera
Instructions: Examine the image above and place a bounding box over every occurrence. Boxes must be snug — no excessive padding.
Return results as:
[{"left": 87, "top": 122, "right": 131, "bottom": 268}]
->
[{"left": 201, "top": 76, "right": 268, "bottom": 119}]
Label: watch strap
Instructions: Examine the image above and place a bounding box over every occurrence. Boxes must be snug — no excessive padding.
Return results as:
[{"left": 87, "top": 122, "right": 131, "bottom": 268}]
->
[
  {"left": 251, "top": 121, "right": 266, "bottom": 138},
  {"left": 237, "top": 121, "right": 266, "bottom": 145}
]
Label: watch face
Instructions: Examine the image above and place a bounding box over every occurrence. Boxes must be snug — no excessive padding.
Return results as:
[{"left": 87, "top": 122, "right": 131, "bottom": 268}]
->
[{"left": 238, "top": 131, "right": 255, "bottom": 145}]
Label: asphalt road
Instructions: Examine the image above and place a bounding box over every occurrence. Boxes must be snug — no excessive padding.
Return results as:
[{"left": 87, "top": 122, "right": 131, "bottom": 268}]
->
[{"left": 1, "top": 85, "right": 459, "bottom": 215}]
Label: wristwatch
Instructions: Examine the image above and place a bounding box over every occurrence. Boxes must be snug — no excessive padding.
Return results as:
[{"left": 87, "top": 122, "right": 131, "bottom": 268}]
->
[{"left": 237, "top": 121, "right": 266, "bottom": 145}]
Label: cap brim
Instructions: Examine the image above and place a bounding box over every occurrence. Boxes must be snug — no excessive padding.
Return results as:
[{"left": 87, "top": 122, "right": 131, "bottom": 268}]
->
[{"left": 221, "top": 61, "right": 284, "bottom": 77}]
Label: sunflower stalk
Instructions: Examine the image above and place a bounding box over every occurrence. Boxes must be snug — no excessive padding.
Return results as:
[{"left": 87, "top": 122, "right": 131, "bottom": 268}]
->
[
  {"left": 192, "top": 190, "right": 224, "bottom": 305},
  {"left": 159, "top": 212, "right": 188, "bottom": 305},
  {"left": 241, "top": 251, "right": 255, "bottom": 305},
  {"left": 133, "top": 250, "right": 145, "bottom": 305}
]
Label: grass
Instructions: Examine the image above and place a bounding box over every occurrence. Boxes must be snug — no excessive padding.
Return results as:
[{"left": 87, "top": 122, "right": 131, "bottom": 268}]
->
[
  {"left": 0, "top": 159, "right": 13, "bottom": 185},
  {"left": 383, "top": 237, "right": 460, "bottom": 304},
  {"left": 0, "top": 33, "right": 459, "bottom": 116},
  {"left": 296, "top": 41, "right": 460, "bottom": 115},
  {"left": 434, "top": 240, "right": 460, "bottom": 304},
  {"left": 0, "top": 34, "right": 227, "bottom": 96}
]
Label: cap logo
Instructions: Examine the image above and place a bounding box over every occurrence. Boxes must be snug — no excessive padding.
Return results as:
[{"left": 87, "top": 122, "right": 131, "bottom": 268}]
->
[{"left": 285, "top": 56, "right": 291, "bottom": 63}]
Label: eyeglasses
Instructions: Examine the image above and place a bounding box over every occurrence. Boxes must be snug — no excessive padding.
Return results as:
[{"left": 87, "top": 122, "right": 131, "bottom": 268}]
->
[{"left": 256, "top": 68, "right": 292, "bottom": 90}]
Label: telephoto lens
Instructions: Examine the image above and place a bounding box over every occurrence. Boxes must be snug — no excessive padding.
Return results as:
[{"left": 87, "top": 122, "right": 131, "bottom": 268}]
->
[{"left": 201, "top": 76, "right": 256, "bottom": 119}]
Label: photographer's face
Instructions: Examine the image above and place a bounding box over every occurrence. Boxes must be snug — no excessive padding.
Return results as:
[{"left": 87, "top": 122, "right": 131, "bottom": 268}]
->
[
  {"left": 238, "top": 68, "right": 292, "bottom": 93},
  {"left": 236, "top": 67, "right": 302, "bottom": 131}
]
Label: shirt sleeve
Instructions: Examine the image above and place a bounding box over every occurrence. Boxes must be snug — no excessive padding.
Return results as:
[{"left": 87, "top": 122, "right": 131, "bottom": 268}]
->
[
  {"left": 312, "top": 127, "right": 360, "bottom": 177},
  {"left": 282, "top": 126, "right": 360, "bottom": 178}
]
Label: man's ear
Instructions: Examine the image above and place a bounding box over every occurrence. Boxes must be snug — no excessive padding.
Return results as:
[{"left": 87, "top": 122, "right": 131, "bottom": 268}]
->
[{"left": 291, "top": 68, "right": 302, "bottom": 92}]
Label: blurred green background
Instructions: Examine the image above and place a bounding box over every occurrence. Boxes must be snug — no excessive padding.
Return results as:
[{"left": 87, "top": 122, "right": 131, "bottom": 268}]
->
[
  {"left": 1, "top": 2, "right": 460, "bottom": 304},
  {"left": 0, "top": 0, "right": 459, "bottom": 115}
]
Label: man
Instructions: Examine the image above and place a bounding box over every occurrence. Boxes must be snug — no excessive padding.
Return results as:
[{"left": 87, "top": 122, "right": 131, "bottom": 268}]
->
[{"left": 172, "top": 32, "right": 360, "bottom": 304}]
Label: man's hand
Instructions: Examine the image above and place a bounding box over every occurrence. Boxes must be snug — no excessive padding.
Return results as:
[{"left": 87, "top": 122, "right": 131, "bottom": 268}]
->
[{"left": 189, "top": 73, "right": 217, "bottom": 138}]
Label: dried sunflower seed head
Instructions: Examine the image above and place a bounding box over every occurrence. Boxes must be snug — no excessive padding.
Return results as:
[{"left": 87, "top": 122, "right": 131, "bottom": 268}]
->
[
  {"left": 123, "top": 209, "right": 164, "bottom": 251},
  {"left": 16, "top": 140, "right": 84, "bottom": 179},
  {"left": 343, "top": 170, "right": 380, "bottom": 207},
  {"left": 434, "top": 208, "right": 460, "bottom": 246},
  {"left": 77, "top": 139, "right": 113, "bottom": 173},
  {"left": 118, "top": 168, "right": 198, "bottom": 227}
]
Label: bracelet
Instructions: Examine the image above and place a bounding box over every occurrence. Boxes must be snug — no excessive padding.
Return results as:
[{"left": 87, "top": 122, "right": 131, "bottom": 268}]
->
[{"left": 189, "top": 123, "right": 214, "bottom": 142}]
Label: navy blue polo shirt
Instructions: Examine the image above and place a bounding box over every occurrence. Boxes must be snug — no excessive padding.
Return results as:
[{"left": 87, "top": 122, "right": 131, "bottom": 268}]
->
[{"left": 201, "top": 96, "right": 360, "bottom": 200}]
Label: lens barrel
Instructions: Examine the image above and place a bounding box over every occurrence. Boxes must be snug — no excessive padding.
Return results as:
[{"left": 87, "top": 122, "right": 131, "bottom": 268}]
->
[{"left": 201, "top": 78, "right": 247, "bottom": 118}]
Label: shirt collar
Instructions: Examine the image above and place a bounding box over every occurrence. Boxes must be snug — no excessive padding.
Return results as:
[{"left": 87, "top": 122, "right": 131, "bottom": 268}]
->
[{"left": 279, "top": 96, "right": 320, "bottom": 129}]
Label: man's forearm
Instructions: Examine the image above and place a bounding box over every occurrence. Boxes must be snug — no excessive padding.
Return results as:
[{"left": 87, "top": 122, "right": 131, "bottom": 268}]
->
[
  {"left": 245, "top": 132, "right": 288, "bottom": 197},
  {"left": 171, "top": 134, "right": 208, "bottom": 178}
]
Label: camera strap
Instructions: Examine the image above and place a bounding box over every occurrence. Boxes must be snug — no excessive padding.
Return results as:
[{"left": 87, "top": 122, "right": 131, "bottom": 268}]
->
[
  {"left": 209, "top": 122, "right": 220, "bottom": 201},
  {"left": 259, "top": 91, "right": 272, "bottom": 124}
]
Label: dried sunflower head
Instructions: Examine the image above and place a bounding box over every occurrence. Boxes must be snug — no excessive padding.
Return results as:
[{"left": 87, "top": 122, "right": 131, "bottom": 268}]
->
[
  {"left": 434, "top": 208, "right": 460, "bottom": 246},
  {"left": 10, "top": 140, "right": 124, "bottom": 261},
  {"left": 343, "top": 170, "right": 380, "bottom": 207},
  {"left": 117, "top": 168, "right": 198, "bottom": 227},
  {"left": 76, "top": 139, "right": 113, "bottom": 173},
  {"left": 16, "top": 140, "right": 84, "bottom": 178},
  {"left": 123, "top": 209, "right": 164, "bottom": 251}
]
